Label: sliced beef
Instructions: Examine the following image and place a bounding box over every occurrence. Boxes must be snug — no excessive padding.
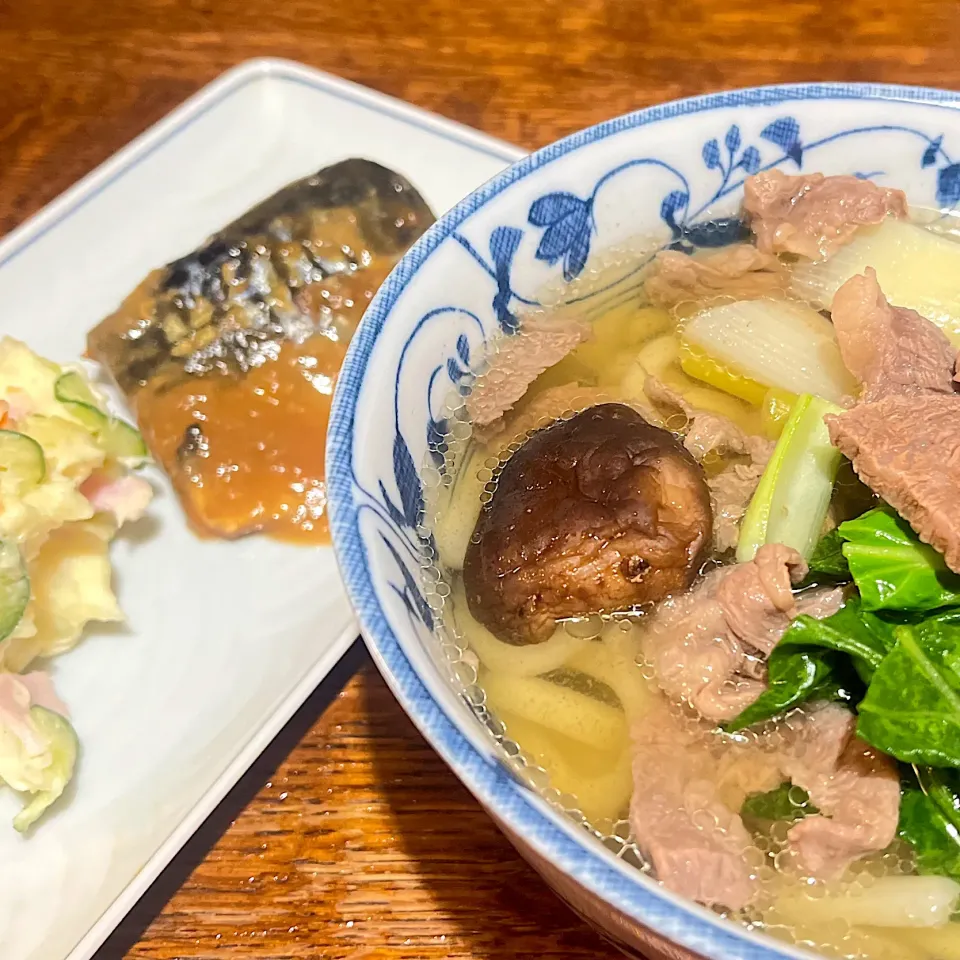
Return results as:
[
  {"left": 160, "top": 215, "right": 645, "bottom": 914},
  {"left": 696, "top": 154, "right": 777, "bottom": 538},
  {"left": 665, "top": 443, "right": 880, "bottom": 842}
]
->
[
  {"left": 682, "top": 410, "right": 769, "bottom": 465},
  {"left": 780, "top": 703, "right": 900, "bottom": 878},
  {"left": 642, "top": 566, "right": 765, "bottom": 721},
  {"left": 642, "top": 544, "right": 843, "bottom": 721},
  {"left": 463, "top": 404, "right": 712, "bottom": 645},
  {"left": 796, "top": 585, "right": 849, "bottom": 620},
  {"left": 708, "top": 461, "right": 766, "bottom": 554},
  {"left": 629, "top": 700, "right": 899, "bottom": 907},
  {"left": 475, "top": 382, "right": 632, "bottom": 447},
  {"left": 644, "top": 376, "right": 774, "bottom": 463},
  {"left": 466, "top": 313, "right": 590, "bottom": 427},
  {"left": 743, "top": 170, "right": 907, "bottom": 260},
  {"left": 716, "top": 544, "right": 808, "bottom": 654},
  {"left": 644, "top": 245, "right": 787, "bottom": 309},
  {"left": 826, "top": 392, "right": 960, "bottom": 573},
  {"left": 644, "top": 377, "right": 773, "bottom": 552},
  {"left": 825, "top": 270, "right": 960, "bottom": 571},
  {"left": 831, "top": 268, "right": 956, "bottom": 402},
  {"left": 629, "top": 700, "right": 775, "bottom": 910}
]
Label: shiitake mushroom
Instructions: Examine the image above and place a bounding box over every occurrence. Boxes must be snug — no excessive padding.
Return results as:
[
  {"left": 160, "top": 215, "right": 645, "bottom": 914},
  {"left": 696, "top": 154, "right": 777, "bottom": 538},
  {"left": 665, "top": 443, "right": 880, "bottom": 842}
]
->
[{"left": 462, "top": 403, "right": 713, "bottom": 645}]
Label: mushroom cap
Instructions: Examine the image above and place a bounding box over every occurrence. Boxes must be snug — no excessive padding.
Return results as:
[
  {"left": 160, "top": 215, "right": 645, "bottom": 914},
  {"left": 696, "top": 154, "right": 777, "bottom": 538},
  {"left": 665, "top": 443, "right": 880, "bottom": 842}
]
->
[{"left": 463, "top": 403, "right": 713, "bottom": 645}]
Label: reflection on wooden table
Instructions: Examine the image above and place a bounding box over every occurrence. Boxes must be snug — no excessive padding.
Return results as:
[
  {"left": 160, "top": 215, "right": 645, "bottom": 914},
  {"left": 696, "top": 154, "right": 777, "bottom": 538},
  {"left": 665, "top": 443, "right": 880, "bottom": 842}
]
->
[{"left": 118, "top": 654, "right": 615, "bottom": 959}]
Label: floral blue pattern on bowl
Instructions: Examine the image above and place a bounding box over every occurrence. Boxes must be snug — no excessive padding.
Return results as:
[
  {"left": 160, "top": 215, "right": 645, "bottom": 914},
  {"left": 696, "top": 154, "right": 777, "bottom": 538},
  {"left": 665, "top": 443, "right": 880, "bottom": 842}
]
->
[{"left": 327, "top": 84, "right": 960, "bottom": 960}]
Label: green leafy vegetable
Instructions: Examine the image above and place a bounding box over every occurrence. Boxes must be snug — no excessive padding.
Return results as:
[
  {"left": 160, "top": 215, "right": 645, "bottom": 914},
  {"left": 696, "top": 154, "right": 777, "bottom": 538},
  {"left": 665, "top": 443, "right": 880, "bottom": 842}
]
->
[
  {"left": 807, "top": 529, "right": 851, "bottom": 579},
  {"left": 738, "top": 502, "right": 960, "bottom": 871},
  {"left": 741, "top": 782, "right": 818, "bottom": 829},
  {"left": 794, "top": 597, "right": 895, "bottom": 671},
  {"left": 800, "top": 596, "right": 901, "bottom": 682},
  {"left": 899, "top": 789, "right": 960, "bottom": 881},
  {"left": 726, "top": 600, "right": 872, "bottom": 731},
  {"left": 858, "top": 619, "right": 960, "bottom": 766},
  {"left": 918, "top": 766, "right": 960, "bottom": 833},
  {"left": 899, "top": 769, "right": 960, "bottom": 883},
  {"left": 839, "top": 507, "right": 960, "bottom": 612},
  {"left": 737, "top": 394, "right": 844, "bottom": 563},
  {"left": 725, "top": 646, "right": 855, "bottom": 732}
]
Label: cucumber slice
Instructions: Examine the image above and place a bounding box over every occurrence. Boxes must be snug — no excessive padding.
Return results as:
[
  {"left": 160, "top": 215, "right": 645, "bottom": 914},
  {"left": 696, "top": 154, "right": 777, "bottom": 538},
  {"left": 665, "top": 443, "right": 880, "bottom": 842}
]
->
[
  {"left": 0, "top": 541, "right": 29, "bottom": 643},
  {"left": 53, "top": 371, "right": 97, "bottom": 407},
  {"left": 0, "top": 430, "right": 46, "bottom": 491},
  {"left": 54, "top": 372, "right": 148, "bottom": 462},
  {"left": 100, "top": 418, "right": 148, "bottom": 461},
  {"left": 59, "top": 399, "right": 106, "bottom": 433}
]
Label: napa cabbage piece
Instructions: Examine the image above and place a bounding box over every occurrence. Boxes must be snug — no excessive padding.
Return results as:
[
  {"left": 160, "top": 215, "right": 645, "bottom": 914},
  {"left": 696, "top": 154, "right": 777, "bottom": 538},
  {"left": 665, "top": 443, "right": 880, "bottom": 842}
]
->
[
  {"left": 839, "top": 507, "right": 960, "bottom": 612},
  {"left": 790, "top": 218, "right": 960, "bottom": 346},
  {"left": 681, "top": 299, "right": 857, "bottom": 404},
  {"left": 677, "top": 339, "right": 769, "bottom": 405}
]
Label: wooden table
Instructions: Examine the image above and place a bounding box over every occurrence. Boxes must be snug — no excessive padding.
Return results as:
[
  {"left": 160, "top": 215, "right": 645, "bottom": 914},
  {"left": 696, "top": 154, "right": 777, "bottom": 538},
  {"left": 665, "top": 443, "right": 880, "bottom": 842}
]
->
[{"left": 3, "top": 1, "right": 960, "bottom": 956}]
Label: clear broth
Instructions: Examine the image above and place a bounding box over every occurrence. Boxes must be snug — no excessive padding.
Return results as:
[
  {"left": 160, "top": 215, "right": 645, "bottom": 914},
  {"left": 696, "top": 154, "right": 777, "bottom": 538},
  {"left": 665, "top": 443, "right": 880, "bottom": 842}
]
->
[{"left": 424, "top": 215, "right": 960, "bottom": 960}]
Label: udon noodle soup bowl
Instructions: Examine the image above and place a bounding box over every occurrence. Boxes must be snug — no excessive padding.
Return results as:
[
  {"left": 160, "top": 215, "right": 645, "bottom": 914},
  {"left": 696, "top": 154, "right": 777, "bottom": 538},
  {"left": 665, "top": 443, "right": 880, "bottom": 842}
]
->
[{"left": 326, "top": 84, "right": 960, "bottom": 960}]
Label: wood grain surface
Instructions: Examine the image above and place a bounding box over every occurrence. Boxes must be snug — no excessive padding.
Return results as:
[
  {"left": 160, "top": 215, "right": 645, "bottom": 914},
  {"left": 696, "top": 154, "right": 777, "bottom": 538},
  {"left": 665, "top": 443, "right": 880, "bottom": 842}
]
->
[{"left": 3, "top": 1, "right": 960, "bottom": 957}]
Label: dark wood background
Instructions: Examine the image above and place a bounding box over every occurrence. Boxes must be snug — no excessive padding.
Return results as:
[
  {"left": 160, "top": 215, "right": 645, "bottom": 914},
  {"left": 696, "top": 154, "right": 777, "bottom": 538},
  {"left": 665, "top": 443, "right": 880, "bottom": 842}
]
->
[{"left": 3, "top": 1, "right": 960, "bottom": 956}]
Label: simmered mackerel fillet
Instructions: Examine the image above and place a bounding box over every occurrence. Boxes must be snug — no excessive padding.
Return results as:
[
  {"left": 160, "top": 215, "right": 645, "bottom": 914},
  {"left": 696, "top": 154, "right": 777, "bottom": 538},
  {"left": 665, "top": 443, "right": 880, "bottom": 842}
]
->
[{"left": 88, "top": 159, "right": 434, "bottom": 542}]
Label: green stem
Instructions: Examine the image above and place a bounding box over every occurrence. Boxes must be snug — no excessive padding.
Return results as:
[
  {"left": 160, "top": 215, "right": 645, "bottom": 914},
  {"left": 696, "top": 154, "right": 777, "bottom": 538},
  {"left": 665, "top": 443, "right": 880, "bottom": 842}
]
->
[{"left": 737, "top": 393, "right": 843, "bottom": 563}]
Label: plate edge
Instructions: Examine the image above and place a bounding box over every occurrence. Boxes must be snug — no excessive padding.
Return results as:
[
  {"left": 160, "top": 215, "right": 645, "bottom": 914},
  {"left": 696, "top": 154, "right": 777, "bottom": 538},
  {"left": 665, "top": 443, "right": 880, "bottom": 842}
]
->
[
  {"left": 68, "top": 622, "right": 359, "bottom": 960},
  {"left": 0, "top": 58, "right": 526, "bottom": 960}
]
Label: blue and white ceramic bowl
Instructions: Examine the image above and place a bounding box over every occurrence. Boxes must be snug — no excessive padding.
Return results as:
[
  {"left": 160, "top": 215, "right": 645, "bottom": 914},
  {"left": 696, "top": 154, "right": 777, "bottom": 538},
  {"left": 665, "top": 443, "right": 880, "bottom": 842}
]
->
[{"left": 327, "top": 84, "right": 960, "bottom": 960}]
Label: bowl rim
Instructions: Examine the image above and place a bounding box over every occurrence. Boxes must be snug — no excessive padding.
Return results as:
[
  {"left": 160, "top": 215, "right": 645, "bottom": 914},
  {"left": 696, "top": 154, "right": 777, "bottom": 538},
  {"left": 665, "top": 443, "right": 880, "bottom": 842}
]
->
[{"left": 326, "top": 81, "right": 960, "bottom": 960}]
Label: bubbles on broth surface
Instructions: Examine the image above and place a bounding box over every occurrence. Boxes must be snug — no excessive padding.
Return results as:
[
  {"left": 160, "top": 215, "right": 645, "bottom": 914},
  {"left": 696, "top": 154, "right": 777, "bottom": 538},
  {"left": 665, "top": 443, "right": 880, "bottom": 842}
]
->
[
  {"left": 414, "top": 238, "right": 942, "bottom": 960},
  {"left": 421, "top": 436, "right": 923, "bottom": 960}
]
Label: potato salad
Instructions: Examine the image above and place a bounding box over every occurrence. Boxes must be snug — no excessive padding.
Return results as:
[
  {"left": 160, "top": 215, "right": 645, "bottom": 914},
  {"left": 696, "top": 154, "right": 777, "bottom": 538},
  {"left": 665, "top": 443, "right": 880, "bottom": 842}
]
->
[{"left": 0, "top": 337, "right": 151, "bottom": 830}]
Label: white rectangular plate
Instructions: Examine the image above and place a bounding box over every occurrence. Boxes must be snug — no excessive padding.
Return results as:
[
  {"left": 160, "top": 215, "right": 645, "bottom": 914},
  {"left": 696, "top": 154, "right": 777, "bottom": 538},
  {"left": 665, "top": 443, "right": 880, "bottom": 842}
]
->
[{"left": 0, "top": 58, "right": 524, "bottom": 960}]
